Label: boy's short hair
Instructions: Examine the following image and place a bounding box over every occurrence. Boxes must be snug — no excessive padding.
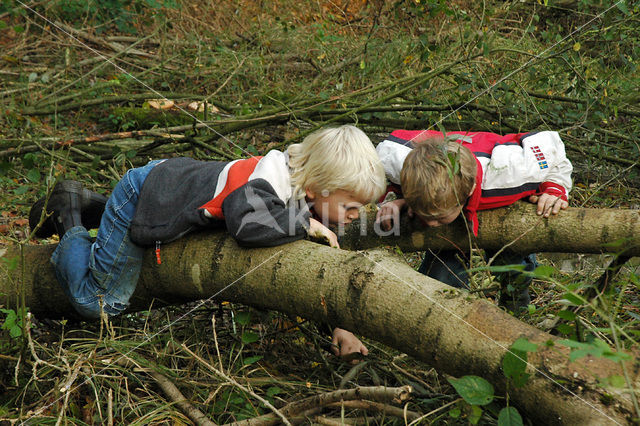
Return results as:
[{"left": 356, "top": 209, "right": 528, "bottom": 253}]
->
[
  {"left": 400, "top": 139, "right": 477, "bottom": 218},
  {"left": 287, "top": 125, "right": 386, "bottom": 202}
]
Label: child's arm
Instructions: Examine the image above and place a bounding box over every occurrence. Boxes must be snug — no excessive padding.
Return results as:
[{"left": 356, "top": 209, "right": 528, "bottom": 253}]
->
[
  {"left": 483, "top": 131, "right": 572, "bottom": 214},
  {"left": 529, "top": 193, "right": 568, "bottom": 217},
  {"left": 331, "top": 327, "right": 368, "bottom": 364},
  {"left": 308, "top": 218, "right": 339, "bottom": 248},
  {"left": 376, "top": 198, "right": 412, "bottom": 231},
  {"left": 523, "top": 131, "right": 572, "bottom": 216},
  {"left": 222, "top": 179, "right": 310, "bottom": 247}
]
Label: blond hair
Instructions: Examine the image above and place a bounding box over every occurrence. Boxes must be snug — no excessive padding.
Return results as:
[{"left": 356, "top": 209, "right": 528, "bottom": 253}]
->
[
  {"left": 400, "top": 139, "right": 477, "bottom": 217},
  {"left": 287, "top": 125, "right": 386, "bottom": 202}
]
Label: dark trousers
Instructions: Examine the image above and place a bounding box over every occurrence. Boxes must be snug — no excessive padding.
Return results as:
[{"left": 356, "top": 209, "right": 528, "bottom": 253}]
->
[{"left": 418, "top": 249, "right": 537, "bottom": 309}]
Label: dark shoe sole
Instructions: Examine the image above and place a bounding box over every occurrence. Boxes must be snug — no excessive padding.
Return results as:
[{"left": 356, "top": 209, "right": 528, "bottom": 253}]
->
[{"left": 29, "top": 180, "right": 108, "bottom": 238}]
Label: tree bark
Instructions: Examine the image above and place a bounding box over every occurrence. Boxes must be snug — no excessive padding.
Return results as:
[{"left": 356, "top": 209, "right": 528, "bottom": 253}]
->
[
  {"left": 341, "top": 202, "right": 640, "bottom": 256},
  {"left": 1, "top": 232, "right": 637, "bottom": 425}
]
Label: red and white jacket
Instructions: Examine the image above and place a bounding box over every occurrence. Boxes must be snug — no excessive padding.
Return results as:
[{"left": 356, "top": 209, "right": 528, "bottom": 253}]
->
[{"left": 376, "top": 129, "right": 573, "bottom": 235}]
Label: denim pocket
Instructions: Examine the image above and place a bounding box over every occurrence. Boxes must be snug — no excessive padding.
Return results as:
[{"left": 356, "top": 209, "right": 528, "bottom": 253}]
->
[
  {"left": 103, "top": 254, "right": 142, "bottom": 308},
  {"left": 89, "top": 242, "right": 109, "bottom": 291}
]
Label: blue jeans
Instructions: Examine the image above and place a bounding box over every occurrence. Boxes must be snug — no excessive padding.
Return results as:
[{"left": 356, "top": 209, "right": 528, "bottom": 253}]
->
[
  {"left": 418, "top": 249, "right": 537, "bottom": 303},
  {"left": 51, "top": 160, "right": 162, "bottom": 319}
]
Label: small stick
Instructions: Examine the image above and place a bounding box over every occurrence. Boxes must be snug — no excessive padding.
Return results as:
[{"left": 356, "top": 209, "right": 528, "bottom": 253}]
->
[
  {"left": 180, "top": 343, "right": 292, "bottom": 426},
  {"left": 147, "top": 370, "right": 217, "bottom": 426},
  {"left": 228, "top": 385, "right": 412, "bottom": 426},
  {"left": 326, "top": 400, "right": 422, "bottom": 422}
]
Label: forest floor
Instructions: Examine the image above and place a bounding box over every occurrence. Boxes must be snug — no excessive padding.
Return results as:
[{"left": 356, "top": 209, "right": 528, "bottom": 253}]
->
[{"left": 0, "top": 0, "right": 639, "bottom": 424}]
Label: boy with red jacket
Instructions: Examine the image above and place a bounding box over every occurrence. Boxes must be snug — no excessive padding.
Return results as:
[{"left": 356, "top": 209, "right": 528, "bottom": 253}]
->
[{"left": 376, "top": 129, "right": 572, "bottom": 310}]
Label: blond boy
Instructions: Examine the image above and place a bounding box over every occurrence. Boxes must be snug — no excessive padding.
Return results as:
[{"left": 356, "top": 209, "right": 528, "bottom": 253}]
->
[{"left": 31, "top": 125, "right": 386, "bottom": 358}]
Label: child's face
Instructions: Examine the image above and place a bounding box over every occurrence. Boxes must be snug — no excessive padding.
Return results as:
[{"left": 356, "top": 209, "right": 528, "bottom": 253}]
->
[
  {"left": 306, "top": 189, "right": 367, "bottom": 226},
  {"left": 417, "top": 205, "right": 464, "bottom": 227},
  {"left": 415, "top": 182, "right": 475, "bottom": 227}
]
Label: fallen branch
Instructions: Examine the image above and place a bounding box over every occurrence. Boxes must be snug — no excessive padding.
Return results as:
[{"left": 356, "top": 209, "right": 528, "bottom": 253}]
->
[
  {"left": 228, "top": 386, "right": 412, "bottom": 426},
  {"left": 147, "top": 370, "right": 216, "bottom": 426},
  {"left": 2, "top": 232, "right": 637, "bottom": 424},
  {"left": 326, "top": 400, "right": 421, "bottom": 422},
  {"left": 181, "top": 343, "right": 291, "bottom": 426},
  {"left": 342, "top": 202, "right": 640, "bottom": 256}
]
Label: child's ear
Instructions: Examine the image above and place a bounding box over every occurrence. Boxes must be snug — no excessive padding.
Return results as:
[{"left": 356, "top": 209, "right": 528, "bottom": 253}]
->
[{"left": 305, "top": 187, "right": 316, "bottom": 200}]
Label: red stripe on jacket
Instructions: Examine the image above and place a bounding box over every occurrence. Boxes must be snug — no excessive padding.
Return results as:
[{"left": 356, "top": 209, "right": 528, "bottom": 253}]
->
[{"left": 199, "top": 156, "right": 263, "bottom": 219}]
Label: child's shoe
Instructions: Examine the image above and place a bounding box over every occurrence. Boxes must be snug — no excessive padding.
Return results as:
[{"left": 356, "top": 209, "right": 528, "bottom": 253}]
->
[{"left": 29, "top": 180, "right": 106, "bottom": 238}]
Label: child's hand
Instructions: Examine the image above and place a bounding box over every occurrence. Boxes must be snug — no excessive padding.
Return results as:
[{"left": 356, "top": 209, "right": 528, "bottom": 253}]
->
[
  {"left": 376, "top": 199, "right": 409, "bottom": 231},
  {"left": 331, "top": 327, "right": 368, "bottom": 364},
  {"left": 529, "top": 193, "right": 568, "bottom": 217},
  {"left": 308, "top": 218, "right": 339, "bottom": 248}
]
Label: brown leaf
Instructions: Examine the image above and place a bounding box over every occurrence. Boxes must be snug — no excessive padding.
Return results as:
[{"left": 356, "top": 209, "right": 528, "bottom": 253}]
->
[
  {"left": 13, "top": 218, "right": 29, "bottom": 227},
  {"left": 148, "top": 99, "right": 175, "bottom": 110},
  {"left": 187, "top": 101, "right": 219, "bottom": 113}
]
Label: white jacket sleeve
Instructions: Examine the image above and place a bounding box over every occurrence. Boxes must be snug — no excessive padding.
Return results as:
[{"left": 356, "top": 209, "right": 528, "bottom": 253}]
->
[
  {"left": 482, "top": 131, "right": 572, "bottom": 198},
  {"left": 376, "top": 140, "right": 412, "bottom": 185}
]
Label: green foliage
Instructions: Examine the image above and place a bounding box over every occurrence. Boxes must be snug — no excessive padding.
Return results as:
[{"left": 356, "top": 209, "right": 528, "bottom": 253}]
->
[
  {"left": 392, "top": 0, "right": 453, "bottom": 18},
  {"left": 502, "top": 338, "right": 537, "bottom": 388},
  {"left": 447, "top": 375, "right": 494, "bottom": 406},
  {"left": 48, "top": 0, "right": 180, "bottom": 33},
  {"left": 0, "top": 308, "right": 26, "bottom": 339},
  {"left": 558, "top": 338, "right": 631, "bottom": 363},
  {"left": 498, "top": 406, "right": 524, "bottom": 426}
]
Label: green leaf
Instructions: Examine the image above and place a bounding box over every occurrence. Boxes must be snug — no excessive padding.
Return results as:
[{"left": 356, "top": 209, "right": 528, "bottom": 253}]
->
[
  {"left": 569, "top": 348, "right": 592, "bottom": 362},
  {"left": 28, "top": 72, "right": 38, "bottom": 83},
  {"left": 1, "top": 256, "right": 19, "bottom": 271},
  {"left": 616, "top": 0, "right": 629, "bottom": 15},
  {"left": 630, "top": 273, "right": 639, "bottom": 289},
  {"left": 449, "top": 407, "right": 461, "bottom": 418},
  {"left": 556, "top": 310, "right": 576, "bottom": 321},
  {"left": 241, "top": 331, "right": 259, "bottom": 344},
  {"left": 469, "top": 404, "right": 483, "bottom": 424},
  {"left": 557, "top": 339, "right": 585, "bottom": 349},
  {"left": 562, "top": 292, "right": 585, "bottom": 306},
  {"left": 9, "top": 325, "right": 22, "bottom": 338},
  {"left": 511, "top": 337, "right": 538, "bottom": 352},
  {"left": 533, "top": 265, "right": 555, "bottom": 278},
  {"left": 266, "top": 386, "right": 282, "bottom": 397},
  {"left": 2, "top": 310, "right": 17, "bottom": 330},
  {"left": 607, "top": 375, "right": 626, "bottom": 388},
  {"left": 26, "top": 168, "right": 40, "bottom": 183},
  {"left": 502, "top": 347, "right": 530, "bottom": 387},
  {"left": 13, "top": 25, "right": 24, "bottom": 33},
  {"left": 447, "top": 376, "right": 494, "bottom": 406},
  {"left": 13, "top": 185, "right": 28, "bottom": 195},
  {"left": 242, "top": 355, "right": 263, "bottom": 365},
  {"left": 234, "top": 311, "right": 251, "bottom": 326},
  {"left": 556, "top": 324, "right": 574, "bottom": 335},
  {"left": 498, "top": 407, "right": 523, "bottom": 426}
]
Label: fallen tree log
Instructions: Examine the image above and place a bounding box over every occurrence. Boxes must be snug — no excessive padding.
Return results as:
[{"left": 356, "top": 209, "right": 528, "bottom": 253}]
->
[
  {"left": 1, "top": 232, "right": 637, "bottom": 425},
  {"left": 342, "top": 202, "right": 640, "bottom": 256}
]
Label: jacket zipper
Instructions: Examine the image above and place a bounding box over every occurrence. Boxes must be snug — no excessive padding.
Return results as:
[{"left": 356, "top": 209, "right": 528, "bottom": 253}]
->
[{"left": 155, "top": 241, "right": 162, "bottom": 265}]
